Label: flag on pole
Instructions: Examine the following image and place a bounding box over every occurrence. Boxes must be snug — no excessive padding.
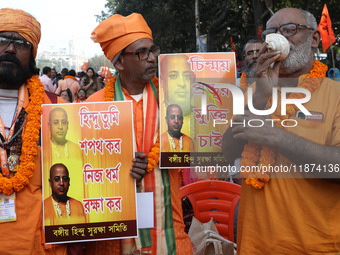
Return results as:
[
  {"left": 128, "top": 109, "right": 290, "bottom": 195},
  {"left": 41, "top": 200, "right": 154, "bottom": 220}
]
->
[
  {"left": 104, "top": 69, "right": 112, "bottom": 83},
  {"left": 81, "top": 61, "right": 89, "bottom": 71},
  {"left": 100, "top": 63, "right": 107, "bottom": 78},
  {"left": 230, "top": 36, "right": 237, "bottom": 57},
  {"left": 257, "top": 27, "right": 262, "bottom": 39},
  {"left": 318, "top": 4, "right": 336, "bottom": 52}
]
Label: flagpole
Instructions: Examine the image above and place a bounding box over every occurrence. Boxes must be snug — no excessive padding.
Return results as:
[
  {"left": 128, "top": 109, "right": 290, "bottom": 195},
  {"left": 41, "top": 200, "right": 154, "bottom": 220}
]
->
[{"left": 329, "top": 35, "right": 336, "bottom": 79}]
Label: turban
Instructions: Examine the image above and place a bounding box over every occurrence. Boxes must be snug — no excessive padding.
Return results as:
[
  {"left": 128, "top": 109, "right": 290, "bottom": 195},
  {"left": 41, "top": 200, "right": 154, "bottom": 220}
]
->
[
  {"left": 91, "top": 13, "right": 152, "bottom": 64},
  {"left": 0, "top": 8, "right": 41, "bottom": 58}
]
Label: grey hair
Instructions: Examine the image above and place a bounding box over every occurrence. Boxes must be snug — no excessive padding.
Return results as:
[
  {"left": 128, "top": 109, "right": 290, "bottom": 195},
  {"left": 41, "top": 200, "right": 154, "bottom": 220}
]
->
[
  {"left": 299, "top": 9, "right": 318, "bottom": 56},
  {"left": 300, "top": 9, "right": 318, "bottom": 30}
]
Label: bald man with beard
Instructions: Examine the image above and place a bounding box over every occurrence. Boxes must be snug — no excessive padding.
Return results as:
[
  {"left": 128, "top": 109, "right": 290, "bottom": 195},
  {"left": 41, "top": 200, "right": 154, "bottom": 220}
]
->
[{"left": 222, "top": 8, "right": 340, "bottom": 254}]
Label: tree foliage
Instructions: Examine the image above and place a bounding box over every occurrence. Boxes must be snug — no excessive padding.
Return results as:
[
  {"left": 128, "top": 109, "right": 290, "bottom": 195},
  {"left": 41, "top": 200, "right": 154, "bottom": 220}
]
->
[
  {"left": 96, "top": 0, "right": 339, "bottom": 60},
  {"left": 88, "top": 54, "right": 115, "bottom": 73}
]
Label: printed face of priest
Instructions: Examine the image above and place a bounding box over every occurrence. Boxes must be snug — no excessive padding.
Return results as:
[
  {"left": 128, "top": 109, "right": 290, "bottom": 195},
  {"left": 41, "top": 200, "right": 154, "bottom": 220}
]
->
[
  {"left": 49, "top": 163, "right": 70, "bottom": 203},
  {"left": 166, "top": 104, "right": 183, "bottom": 138},
  {"left": 162, "top": 55, "right": 193, "bottom": 106},
  {"left": 48, "top": 107, "right": 69, "bottom": 145}
]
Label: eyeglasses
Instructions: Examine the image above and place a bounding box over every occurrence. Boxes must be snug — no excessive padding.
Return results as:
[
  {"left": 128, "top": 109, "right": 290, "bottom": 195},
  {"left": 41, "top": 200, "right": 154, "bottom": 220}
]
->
[
  {"left": 0, "top": 36, "right": 32, "bottom": 51},
  {"left": 168, "top": 114, "right": 183, "bottom": 121},
  {"left": 261, "top": 23, "right": 314, "bottom": 40},
  {"left": 121, "top": 46, "right": 160, "bottom": 60}
]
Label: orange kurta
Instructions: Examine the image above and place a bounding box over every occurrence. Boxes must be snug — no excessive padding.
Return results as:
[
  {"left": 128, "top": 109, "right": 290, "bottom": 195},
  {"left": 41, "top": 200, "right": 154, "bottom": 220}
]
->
[
  {"left": 44, "top": 196, "right": 86, "bottom": 226},
  {"left": 0, "top": 88, "right": 67, "bottom": 254},
  {"left": 161, "top": 131, "right": 194, "bottom": 152},
  {"left": 238, "top": 78, "right": 340, "bottom": 254},
  {"left": 86, "top": 86, "right": 192, "bottom": 254}
]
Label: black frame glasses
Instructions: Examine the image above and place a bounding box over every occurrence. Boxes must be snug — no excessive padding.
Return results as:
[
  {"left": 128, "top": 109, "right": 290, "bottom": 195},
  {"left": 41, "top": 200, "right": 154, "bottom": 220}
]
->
[
  {"left": 121, "top": 46, "right": 160, "bottom": 60},
  {"left": 0, "top": 36, "right": 32, "bottom": 51},
  {"left": 261, "top": 23, "right": 314, "bottom": 40}
]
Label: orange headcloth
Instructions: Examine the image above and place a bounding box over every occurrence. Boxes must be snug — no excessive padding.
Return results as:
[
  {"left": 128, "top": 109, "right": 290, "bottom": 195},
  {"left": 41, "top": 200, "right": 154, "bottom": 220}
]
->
[
  {"left": 0, "top": 8, "right": 41, "bottom": 58},
  {"left": 91, "top": 13, "right": 152, "bottom": 63}
]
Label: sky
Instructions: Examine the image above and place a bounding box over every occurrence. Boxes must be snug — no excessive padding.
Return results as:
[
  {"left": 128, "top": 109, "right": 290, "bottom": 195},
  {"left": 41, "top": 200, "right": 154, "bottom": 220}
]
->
[{"left": 1, "top": 0, "right": 108, "bottom": 59}]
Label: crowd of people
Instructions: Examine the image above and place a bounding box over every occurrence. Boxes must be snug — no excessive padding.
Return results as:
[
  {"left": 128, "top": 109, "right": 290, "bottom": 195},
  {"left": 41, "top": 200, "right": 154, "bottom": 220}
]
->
[
  {"left": 38, "top": 66, "right": 105, "bottom": 103},
  {"left": 0, "top": 5, "right": 339, "bottom": 255}
]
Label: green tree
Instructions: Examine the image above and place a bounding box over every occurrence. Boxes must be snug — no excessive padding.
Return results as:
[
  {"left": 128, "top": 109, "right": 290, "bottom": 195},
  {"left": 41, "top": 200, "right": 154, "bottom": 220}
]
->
[
  {"left": 96, "top": 0, "right": 339, "bottom": 57},
  {"left": 88, "top": 54, "right": 115, "bottom": 73}
]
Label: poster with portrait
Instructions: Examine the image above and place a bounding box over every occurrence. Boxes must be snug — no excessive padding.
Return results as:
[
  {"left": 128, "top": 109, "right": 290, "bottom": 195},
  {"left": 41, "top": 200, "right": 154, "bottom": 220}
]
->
[
  {"left": 159, "top": 53, "right": 236, "bottom": 172},
  {"left": 41, "top": 101, "right": 137, "bottom": 244}
]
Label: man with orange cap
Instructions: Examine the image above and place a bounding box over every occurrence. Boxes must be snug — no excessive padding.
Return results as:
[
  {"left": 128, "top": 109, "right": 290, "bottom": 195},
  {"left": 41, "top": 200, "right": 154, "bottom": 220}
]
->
[
  {"left": 87, "top": 13, "right": 193, "bottom": 254},
  {"left": 0, "top": 8, "right": 66, "bottom": 254}
]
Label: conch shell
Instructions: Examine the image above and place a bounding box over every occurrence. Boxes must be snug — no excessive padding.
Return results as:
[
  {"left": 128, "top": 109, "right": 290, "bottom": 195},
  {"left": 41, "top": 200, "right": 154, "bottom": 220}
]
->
[{"left": 265, "top": 33, "right": 290, "bottom": 61}]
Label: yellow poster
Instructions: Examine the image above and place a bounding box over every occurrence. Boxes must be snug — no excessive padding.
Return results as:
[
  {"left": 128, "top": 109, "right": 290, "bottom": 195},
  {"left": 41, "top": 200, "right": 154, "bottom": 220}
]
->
[
  {"left": 159, "top": 53, "right": 236, "bottom": 169},
  {"left": 41, "top": 101, "right": 136, "bottom": 244}
]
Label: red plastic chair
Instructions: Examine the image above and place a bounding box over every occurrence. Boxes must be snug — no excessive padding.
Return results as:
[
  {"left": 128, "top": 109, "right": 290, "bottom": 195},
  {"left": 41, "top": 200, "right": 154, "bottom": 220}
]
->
[{"left": 180, "top": 180, "right": 241, "bottom": 242}]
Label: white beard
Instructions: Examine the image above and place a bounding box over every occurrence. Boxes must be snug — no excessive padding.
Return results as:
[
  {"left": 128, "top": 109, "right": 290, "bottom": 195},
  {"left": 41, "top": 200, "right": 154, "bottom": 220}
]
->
[{"left": 280, "top": 36, "right": 312, "bottom": 75}]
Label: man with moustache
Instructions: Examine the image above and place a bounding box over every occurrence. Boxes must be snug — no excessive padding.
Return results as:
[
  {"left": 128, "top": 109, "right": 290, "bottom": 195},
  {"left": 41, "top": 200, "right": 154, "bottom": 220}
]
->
[
  {"left": 0, "top": 8, "right": 66, "bottom": 254},
  {"left": 222, "top": 8, "right": 340, "bottom": 254},
  {"left": 239, "top": 38, "right": 264, "bottom": 91},
  {"left": 87, "top": 13, "right": 192, "bottom": 254}
]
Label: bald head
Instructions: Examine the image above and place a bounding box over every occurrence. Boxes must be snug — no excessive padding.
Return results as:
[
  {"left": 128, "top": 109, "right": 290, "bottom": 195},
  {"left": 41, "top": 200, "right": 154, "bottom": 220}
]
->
[{"left": 48, "top": 108, "right": 69, "bottom": 145}]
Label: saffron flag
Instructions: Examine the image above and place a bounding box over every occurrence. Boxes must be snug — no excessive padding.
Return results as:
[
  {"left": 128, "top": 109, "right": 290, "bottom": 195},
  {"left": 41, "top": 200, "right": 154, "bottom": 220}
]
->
[
  {"left": 230, "top": 36, "right": 237, "bottom": 57},
  {"left": 318, "top": 4, "right": 336, "bottom": 52},
  {"left": 100, "top": 63, "right": 107, "bottom": 78},
  {"left": 81, "top": 61, "right": 89, "bottom": 71},
  {"left": 104, "top": 69, "right": 112, "bottom": 83},
  {"left": 258, "top": 27, "right": 262, "bottom": 39}
]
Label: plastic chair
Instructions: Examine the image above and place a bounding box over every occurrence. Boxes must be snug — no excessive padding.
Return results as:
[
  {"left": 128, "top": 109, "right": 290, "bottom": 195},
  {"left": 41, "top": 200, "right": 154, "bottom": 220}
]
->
[
  {"left": 328, "top": 68, "right": 340, "bottom": 80},
  {"left": 180, "top": 180, "right": 241, "bottom": 242}
]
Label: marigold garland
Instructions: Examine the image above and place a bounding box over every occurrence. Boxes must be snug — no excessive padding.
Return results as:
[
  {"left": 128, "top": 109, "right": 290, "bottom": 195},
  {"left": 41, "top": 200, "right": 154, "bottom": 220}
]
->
[
  {"left": 0, "top": 75, "right": 44, "bottom": 195},
  {"left": 63, "top": 75, "right": 78, "bottom": 82},
  {"left": 240, "top": 60, "right": 328, "bottom": 189},
  {"left": 104, "top": 75, "right": 160, "bottom": 173}
]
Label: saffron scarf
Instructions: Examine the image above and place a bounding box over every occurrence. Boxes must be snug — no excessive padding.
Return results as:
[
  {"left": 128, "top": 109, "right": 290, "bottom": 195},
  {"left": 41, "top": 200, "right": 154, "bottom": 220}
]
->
[{"left": 113, "top": 77, "right": 176, "bottom": 254}]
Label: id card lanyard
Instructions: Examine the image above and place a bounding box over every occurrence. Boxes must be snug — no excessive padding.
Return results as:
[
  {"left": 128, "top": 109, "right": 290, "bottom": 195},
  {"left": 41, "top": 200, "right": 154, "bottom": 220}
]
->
[{"left": 0, "top": 86, "right": 25, "bottom": 176}]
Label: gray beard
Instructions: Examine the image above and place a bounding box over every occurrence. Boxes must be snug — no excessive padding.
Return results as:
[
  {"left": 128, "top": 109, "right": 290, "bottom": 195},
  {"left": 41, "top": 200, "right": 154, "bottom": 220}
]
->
[
  {"left": 244, "top": 58, "right": 257, "bottom": 84},
  {"left": 280, "top": 36, "right": 312, "bottom": 75},
  {"left": 246, "top": 67, "right": 256, "bottom": 84}
]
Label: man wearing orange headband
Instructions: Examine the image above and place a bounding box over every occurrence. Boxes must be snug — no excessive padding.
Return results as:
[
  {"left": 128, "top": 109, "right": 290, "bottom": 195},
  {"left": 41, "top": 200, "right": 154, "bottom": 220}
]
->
[
  {"left": 0, "top": 8, "right": 66, "bottom": 254},
  {"left": 87, "top": 13, "right": 193, "bottom": 254}
]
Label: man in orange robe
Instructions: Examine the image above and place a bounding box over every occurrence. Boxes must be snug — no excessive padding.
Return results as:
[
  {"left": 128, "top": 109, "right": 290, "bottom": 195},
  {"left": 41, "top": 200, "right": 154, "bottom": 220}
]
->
[
  {"left": 0, "top": 8, "right": 67, "bottom": 254},
  {"left": 86, "top": 13, "right": 193, "bottom": 254},
  {"left": 222, "top": 8, "right": 340, "bottom": 254},
  {"left": 44, "top": 163, "right": 85, "bottom": 226},
  {"left": 161, "top": 104, "right": 194, "bottom": 152}
]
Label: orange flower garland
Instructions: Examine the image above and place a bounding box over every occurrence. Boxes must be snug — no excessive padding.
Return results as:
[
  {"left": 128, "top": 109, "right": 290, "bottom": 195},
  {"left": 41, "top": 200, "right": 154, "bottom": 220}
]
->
[
  {"left": 240, "top": 60, "right": 328, "bottom": 189},
  {"left": 0, "top": 75, "right": 44, "bottom": 195},
  {"left": 240, "top": 71, "right": 249, "bottom": 91},
  {"left": 104, "top": 75, "right": 160, "bottom": 172},
  {"left": 63, "top": 75, "right": 78, "bottom": 82}
]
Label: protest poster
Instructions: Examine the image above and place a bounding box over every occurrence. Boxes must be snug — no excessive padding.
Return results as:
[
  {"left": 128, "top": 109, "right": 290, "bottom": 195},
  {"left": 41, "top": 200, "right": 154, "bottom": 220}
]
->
[
  {"left": 41, "top": 101, "right": 137, "bottom": 244},
  {"left": 159, "top": 53, "right": 236, "bottom": 174}
]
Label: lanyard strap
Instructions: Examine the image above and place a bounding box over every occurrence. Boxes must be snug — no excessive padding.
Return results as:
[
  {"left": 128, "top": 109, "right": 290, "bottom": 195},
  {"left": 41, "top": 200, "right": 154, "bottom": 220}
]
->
[{"left": 0, "top": 86, "right": 25, "bottom": 176}]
